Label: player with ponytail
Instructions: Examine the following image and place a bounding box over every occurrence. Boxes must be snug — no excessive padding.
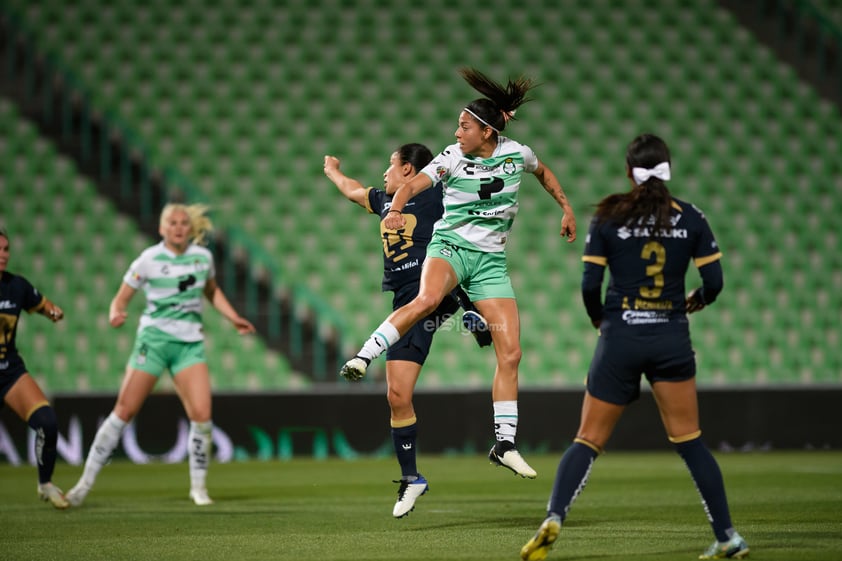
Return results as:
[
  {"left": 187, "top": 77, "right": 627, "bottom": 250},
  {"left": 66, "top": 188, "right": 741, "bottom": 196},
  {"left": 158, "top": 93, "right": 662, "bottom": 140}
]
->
[
  {"left": 520, "top": 134, "right": 748, "bottom": 560},
  {"left": 340, "top": 68, "right": 577, "bottom": 490}
]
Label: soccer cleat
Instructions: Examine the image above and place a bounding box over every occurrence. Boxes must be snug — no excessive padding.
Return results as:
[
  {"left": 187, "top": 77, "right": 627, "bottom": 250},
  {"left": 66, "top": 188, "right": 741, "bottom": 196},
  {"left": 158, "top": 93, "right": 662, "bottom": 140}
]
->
[
  {"left": 340, "top": 356, "right": 369, "bottom": 381},
  {"left": 189, "top": 487, "right": 214, "bottom": 506},
  {"left": 65, "top": 481, "right": 91, "bottom": 506},
  {"left": 489, "top": 443, "right": 537, "bottom": 478},
  {"left": 520, "top": 514, "right": 561, "bottom": 561},
  {"left": 462, "top": 310, "right": 492, "bottom": 347},
  {"left": 699, "top": 532, "right": 750, "bottom": 559},
  {"left": 38, "top": 482, "right": 70, "bottom": 510},
  {"left": 392, "top": 474, "right": 429, "bottom": 518}
]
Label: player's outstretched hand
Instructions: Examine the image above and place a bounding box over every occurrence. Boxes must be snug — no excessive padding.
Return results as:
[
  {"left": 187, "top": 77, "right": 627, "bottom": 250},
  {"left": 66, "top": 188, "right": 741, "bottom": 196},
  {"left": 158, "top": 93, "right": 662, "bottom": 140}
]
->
[
  {"left": 44, "top": 304, "right": 64, "bottom": 323},
  {"left": 109, "top": 309, "right": 128, "bottom": 327},
  {"left": 560, "top": 213, "right": 577, "bottom": 242},
  {"left": 232, "top": 316, "right": 256, "bottom": 335}
]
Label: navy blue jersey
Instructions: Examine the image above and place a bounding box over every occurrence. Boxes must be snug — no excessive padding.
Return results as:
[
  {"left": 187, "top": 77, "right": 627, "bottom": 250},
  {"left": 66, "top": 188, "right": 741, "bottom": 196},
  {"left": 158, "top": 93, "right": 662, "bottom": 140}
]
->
[
  {"left": 0, "top": 272, "right": 46, "bottom": 366},
  {"left": 366, "top": 182, "right": 445, "bottom": 291},
  {"left": 582, "top": 197, "right": 721, "bottom": 331}
]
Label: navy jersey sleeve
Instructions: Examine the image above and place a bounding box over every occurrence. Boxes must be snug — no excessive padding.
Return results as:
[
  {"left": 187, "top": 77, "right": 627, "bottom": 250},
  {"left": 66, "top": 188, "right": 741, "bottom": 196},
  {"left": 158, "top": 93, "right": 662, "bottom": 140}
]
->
[
  {"left": 686, "top": 202, "right": 724, "bottom": 304},
  {"left": 19, "top": 275, "right": 46, "bottom": 313},
  {"left": 581, "top": 217, "right": 608, "bottom": 323},
  {"left": 688, "top": 202, "right": 722, "bottom": 267},
  {"left": 582, "top": 217, "right": 608, "bottom": 268},
  {"left": 366, "top": 187, "right": 388, "bottom": 216}
]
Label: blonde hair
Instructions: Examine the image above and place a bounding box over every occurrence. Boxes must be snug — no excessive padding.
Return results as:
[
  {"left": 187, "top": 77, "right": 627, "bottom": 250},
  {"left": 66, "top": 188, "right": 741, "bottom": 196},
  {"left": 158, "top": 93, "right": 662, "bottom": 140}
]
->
[{"left": 160, "top": 203, "right": 214, "bottom": 246}]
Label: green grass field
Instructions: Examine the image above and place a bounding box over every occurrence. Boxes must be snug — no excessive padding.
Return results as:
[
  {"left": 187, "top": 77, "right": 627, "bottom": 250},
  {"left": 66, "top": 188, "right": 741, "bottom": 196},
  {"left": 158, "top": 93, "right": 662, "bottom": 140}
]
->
[{"left": 1, "top": 452, "right": 841, "bottom": 561}]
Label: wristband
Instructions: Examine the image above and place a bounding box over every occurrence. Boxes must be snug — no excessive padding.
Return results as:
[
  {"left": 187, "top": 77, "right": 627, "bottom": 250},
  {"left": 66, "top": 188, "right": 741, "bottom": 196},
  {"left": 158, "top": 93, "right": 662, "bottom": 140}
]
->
[{"left": 387, "top": 209, "right": 402, "bottom": 214}]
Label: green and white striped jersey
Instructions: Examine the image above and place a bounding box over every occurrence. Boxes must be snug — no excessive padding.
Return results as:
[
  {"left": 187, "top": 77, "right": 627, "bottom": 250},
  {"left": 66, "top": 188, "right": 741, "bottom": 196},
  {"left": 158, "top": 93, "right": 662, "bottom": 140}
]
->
[
  {"left": 420, "top": 137, "right": 539, "bottom": 252},
  {"left": 123, "top": 242, "right": 215, "bottom": 342}
]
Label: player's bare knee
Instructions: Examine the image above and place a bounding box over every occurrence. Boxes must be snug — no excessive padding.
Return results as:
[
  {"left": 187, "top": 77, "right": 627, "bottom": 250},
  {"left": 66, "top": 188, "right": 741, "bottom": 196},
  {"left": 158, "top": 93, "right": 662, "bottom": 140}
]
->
[
  {"left": 496, "top": 346, "right": 522, "bottom": 371},
  {"left": 411, "top": 293, "right": 442, "bottom": 317},
  {"left": 387, "top": 388, "right": 412, "bottom": 411}
]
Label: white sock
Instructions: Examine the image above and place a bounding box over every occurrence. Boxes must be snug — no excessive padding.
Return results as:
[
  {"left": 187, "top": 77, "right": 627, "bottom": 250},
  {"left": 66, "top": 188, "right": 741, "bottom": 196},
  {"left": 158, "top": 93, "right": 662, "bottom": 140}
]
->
[
  {"left": 80, "top": 412, "right": 126, "bottom": 487},
  {"left": 189, "top": 420, "right": 213, "bottom": 491},
  {"left": 493, "top": 400, "right": 518, "bottom": 445},
  {"left": 357, "top": 321, "right": 400, "bottom": 361}
]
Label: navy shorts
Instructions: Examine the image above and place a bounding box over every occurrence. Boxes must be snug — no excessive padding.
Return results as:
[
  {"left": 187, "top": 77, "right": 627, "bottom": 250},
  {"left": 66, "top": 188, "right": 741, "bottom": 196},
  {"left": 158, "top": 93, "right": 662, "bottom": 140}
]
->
[
  {"left": 0, "top": 355, "right": 28, "bottom": 403},
  {"left": 586, "top": 328, "right": 696, "bottom": 405},
  {"left": 386, "top": 281, "right": 460, "bottom": 365}
]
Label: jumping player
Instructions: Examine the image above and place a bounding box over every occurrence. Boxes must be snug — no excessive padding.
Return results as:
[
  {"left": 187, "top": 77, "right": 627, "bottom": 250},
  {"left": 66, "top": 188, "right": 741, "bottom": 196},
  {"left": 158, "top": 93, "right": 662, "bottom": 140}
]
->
[
  {"left": 520, "top": 133, "right": 749, "bottom": 560},
  {"left": 339, "top": 68, "right": 577, "bottom": 482},
  {"left": 0, "top": 227, "right": 69, "bottom": 509},
  {"left": 325, "top": 144, "right": 491, "bottom": 518}
]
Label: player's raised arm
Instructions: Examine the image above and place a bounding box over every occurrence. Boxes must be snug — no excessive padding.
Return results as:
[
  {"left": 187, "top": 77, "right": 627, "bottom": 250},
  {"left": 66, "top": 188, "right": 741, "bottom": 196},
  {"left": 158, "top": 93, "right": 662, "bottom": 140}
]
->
[{"left": 324, "top": 155, "right": 368, "bottom": 207}]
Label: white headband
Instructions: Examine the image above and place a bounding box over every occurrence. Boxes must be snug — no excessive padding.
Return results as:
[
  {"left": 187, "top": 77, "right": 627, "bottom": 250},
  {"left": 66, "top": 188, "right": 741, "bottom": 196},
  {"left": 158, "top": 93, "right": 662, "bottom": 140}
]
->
[
  {"left": 464, "top": 108, "right": 500, "bottom": 133},
  {"left": 632, "top": 161, "right": 671, "bottom": 185}
]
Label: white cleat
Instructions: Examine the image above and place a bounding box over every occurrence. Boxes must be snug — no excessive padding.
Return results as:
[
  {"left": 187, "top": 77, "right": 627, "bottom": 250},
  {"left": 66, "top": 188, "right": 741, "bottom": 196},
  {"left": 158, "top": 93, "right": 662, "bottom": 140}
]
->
[
  {"left": 38, "top": 482, "right": 70, "bottom": 510},
  {"left": 340, "top": 356, "right": 368, "bottom": 381},
  {"left": 65, "top": 481, "right": 91, "bottom": 506},
  {"left": 189, "top": 488, "right": 214, "bottom": 506},
  {"left": 392, "top": 475, "right": 429, "bottom": 518},
  {"left": 489, "top": 445, "right": 538, "bottom": 479}
]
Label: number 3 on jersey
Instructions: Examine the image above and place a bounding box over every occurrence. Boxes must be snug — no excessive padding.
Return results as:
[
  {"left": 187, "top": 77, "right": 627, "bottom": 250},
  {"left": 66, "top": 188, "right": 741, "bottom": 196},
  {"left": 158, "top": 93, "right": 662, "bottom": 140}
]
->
[{"left": 639, "top": 240, "right": 665, "bottom": 298}]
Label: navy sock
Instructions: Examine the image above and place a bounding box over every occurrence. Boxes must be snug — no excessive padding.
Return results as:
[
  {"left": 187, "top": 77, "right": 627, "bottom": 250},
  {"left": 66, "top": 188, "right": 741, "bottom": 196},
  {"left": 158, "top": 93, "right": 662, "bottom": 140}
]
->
[
  {"left": 392, "top": 423, "right": 418, "bottom": 479},
  {"left": 27, "top": 405, "right": 58, "bottom": 485},
  {"left": 675, "top": 437, "right": 733, "bottom": 542},
  {"left": 548, "top": 441, "right": 599, "bottom": 521}
]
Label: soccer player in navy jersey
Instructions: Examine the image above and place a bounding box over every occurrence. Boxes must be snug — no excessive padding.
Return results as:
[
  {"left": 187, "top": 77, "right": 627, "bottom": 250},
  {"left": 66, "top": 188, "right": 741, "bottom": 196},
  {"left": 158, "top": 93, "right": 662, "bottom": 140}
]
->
[
  {"left": 520, "top": 134, "right": 749, "bottom": 560},
  {"left": 325, "top": 143, "right": 492, "bottom": 518},
  {"left": 0, "top": 228, "right": 69, "bottom": 509}
]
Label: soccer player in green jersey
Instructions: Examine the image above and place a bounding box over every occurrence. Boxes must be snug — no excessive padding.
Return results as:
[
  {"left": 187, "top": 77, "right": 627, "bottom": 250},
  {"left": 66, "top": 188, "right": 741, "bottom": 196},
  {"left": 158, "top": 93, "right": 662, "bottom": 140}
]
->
[
  {"left": 67, "top": 204, "right": 255, "bottom": 507},
  {"left": 341, "top": 68, "right": 577, "bottom": 479}
]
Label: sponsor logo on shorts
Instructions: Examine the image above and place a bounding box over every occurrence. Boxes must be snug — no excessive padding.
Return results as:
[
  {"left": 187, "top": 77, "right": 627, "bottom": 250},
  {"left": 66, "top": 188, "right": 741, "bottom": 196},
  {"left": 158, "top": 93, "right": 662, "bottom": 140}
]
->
[{"left": 621, "top": 310, "right": 670, "bottom": 325}]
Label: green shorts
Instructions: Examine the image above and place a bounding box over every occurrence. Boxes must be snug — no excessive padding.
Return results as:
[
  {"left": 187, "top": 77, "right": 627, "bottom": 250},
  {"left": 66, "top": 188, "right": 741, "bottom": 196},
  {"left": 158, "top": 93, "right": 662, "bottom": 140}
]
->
[
  {"left": 128, "top": 328, "right": 207, "bottom": 377},
  {"left": 426, "top": 238, "right": 515, "bottom": 301}
]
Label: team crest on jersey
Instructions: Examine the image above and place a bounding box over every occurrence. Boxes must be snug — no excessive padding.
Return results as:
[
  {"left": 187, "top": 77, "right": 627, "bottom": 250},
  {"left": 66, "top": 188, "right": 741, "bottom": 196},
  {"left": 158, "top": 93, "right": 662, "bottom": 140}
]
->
[
  {"left": 502, "top": 158, "right": 516, "bottom": 174},
  {"left": 435, "top": 166, "right": 447, "bottom": 179}
]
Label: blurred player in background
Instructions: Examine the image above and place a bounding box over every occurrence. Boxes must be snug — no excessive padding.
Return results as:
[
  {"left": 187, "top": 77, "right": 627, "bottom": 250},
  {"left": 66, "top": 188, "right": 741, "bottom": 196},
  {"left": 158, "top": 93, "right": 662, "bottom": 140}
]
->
[
  {"left": 66, "top": 203, "right": 255, "bottom": 507},
  {"left": 340, "top": 68, "right": 577, "bottom": 481},
  {"left": 0, "top": 227, "right": 70, "bottom": 509},
  {"left": 325, "top": 144, "right": 492, "bottom": 518},
  {"left": 520, "top": 133, "right": 749, "bottom": 561}
]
